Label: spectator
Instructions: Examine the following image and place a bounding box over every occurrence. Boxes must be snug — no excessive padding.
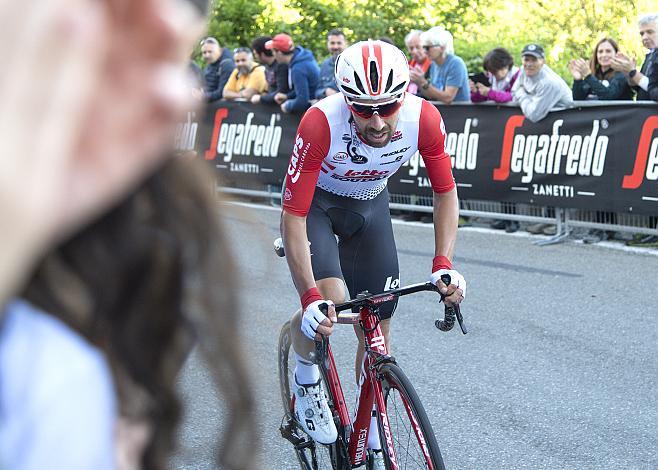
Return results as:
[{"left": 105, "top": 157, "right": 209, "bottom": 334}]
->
[
  {"left": 610, "top": 13, "right": 657, "bottom": 100},
  {"left": 512, "top": 44, "right": 573, "bottom": 123},
  {"left": 647, "top": 36, "right": 658, "bottom": 101},
  {"left": 0, "top": 0, "right": 257, "bottom": 469},
  {"left": 419, "top": 27, "right": 471, "bottom": 104},
  {"left": 569, "top": 38, "right": 633, "bottom": 100},
  {"left": 266, "top": 33, "right": 320, "bottom": 114},
  {"left": 315, "top": 29, "right": 347, "bottom": 99},
  {"left": 250, "top": 36, "right": 290, "bottom": 105},
  {"left": 196, "top": 37, "right": 234, "bottom": 103},
  {"left": 405, "top": 30, "right": 432, "bottom": 96},
  {"left": 471, "top": 47, "right": 520, "bottom": 103},
  {"left": 222, "top": 47, "right": 268, "bottom": 101}
]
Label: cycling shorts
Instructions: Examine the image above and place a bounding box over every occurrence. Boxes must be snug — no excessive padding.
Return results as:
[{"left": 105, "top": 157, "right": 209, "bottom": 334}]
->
[{"left": 306, "top": 187, "right": 399, "bottom": 320}]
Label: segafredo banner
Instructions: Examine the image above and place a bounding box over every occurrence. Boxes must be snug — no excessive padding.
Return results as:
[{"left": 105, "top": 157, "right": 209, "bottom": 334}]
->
[{"left": 193, "top": 100, "right": 658, "bottom": 214}]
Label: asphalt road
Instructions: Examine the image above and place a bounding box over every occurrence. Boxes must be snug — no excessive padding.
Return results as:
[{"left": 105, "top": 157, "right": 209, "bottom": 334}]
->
[{"left": 171, "top": 202, "right": 658, "bottom": 470}]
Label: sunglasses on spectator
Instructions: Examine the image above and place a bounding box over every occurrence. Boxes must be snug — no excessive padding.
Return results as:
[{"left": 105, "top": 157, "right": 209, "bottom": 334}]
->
[
  {"left": 422, "top": 44, "right": 440, "bottom": 51},
  {"left": 233, "top": 47, "right": 252, "bottom": 54},
  {"left": 346, "top": 97, "right": 403, "bottom": 119}
]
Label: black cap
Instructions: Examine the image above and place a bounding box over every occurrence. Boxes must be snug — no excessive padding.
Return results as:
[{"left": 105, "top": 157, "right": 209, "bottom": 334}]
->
[{"left": 521, "top": 44, "right": 545, "bottom": 59}]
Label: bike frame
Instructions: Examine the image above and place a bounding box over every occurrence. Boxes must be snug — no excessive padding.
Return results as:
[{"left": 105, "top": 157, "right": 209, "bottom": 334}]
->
[{"left": 315, "top": 291, "right": 434, "bottom": 470}]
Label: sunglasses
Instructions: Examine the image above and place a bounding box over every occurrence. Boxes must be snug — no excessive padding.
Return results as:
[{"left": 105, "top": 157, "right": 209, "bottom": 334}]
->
[
  {"left": 347, "top": 98, "right": 403, "bottom": 119},
  {"left": 423, "top": 44, "right": 441, "bottom": 51},
  {"left": 234, "top": 47, "right": 252, "bottom": 54}
]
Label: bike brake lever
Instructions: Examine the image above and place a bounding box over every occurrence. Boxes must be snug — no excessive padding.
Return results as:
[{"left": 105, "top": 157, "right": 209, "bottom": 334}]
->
[{"left": 454, "top": 305, "right": 468, "bottom": 334}]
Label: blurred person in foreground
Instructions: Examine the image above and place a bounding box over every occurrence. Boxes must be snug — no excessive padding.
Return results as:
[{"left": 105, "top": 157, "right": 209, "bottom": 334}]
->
[{"left": 0, "top": 1, "right": 256, "bottom": 469}]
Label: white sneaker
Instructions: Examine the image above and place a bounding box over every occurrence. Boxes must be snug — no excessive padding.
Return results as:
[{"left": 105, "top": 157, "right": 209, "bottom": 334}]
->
[
  {"left": 369, "top": 450, "right": 386, "bottom": 470},
  {"left": 293, "top": 375, "right": 338, "bottom": 444}
]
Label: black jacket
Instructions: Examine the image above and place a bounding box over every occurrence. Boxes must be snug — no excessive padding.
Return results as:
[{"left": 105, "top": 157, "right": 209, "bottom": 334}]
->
[
  {"left": 203, "top": 48, "right": 234, "bottom": 102},
  {"left": 261, "top": 61, "right": 290, "bottom": 104},
  {"left": 647, "top": 49, "right": 658, "bottom": 102}
]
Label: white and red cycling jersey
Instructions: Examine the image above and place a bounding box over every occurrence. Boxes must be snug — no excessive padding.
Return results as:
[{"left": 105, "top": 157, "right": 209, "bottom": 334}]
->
[{"left": 282, "top": 92, "right": 455, "bottom": 217}]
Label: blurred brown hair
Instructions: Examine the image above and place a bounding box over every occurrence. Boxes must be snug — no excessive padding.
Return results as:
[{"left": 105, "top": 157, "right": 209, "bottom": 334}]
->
[{"left": 22, "top": 157, "right": 257, "bottom": 470}]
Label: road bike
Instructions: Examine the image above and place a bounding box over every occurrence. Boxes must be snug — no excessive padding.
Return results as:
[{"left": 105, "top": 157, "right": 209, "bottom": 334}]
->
[{"left": 278, "top": 279, "right": 467, "bottom": 469}]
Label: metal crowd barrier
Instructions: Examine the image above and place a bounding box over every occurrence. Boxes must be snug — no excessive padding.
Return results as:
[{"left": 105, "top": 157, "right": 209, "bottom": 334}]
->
[{"left": 217, "top": 184, "right": 658, "bottom": 246}]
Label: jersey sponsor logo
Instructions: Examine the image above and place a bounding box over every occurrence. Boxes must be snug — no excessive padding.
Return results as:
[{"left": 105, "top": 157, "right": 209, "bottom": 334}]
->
[
  {"left": 205, "top": 110, "right": 282, "bottom": 162},
  {"left": 284, "top": 187, "right": 293, "bottom": 201},
  {"left": 343, "top": 131, "right": 369, "bottom": 164},
  {"left": 332, "top": 152, "right": 348, "bottom": 162},
  {"left": 379, "top": 146, "right": 410, "bottom": 165},
  {"left": 380, "top": 146, "right": 410, "bottom": 159},
  {"left": 493, "top": 118, "right": 609, "bottom": 184},
  {"left": 288, "top": 134, "right": 311, "bottom": 183},
  {"left": 622, "top": 116, "right": 658, "bottom": 188},
  {"left": 391, "top": 130, "right": 403, "bottom": 142},
  {"left": 330, "top": 169, "right": 390, "bottom": 182}
]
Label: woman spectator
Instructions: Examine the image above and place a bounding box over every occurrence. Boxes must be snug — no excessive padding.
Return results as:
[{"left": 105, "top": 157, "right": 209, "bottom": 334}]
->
[
  {"left": 470, "top": 47, "right": 520, "bottom": 103},
  {"left": 569, "top": 38, "right": 631, "bottom": 243},
  {"left": 471, "top": 48, "right": 521, "bottom": 232},
  {"left": 569, "top": 38, "right": 634, "bottom": 100}
]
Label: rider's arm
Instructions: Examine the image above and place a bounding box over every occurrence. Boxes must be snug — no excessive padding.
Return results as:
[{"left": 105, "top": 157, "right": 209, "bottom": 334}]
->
[
  {"left": 281, "top": 212, "right": 316, "bottom": 298},
  {"left": 432, "top": 188, "right": 458, "bottom": 264},
  {"left": 280, "top": 107, "right": 331, "bottom": 305},
  {"left": 417, "top": 100, "right": 463, "bottom": 296}
]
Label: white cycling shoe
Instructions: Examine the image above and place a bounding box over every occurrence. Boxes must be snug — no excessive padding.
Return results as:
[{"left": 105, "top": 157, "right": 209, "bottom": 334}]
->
[
  {"left": 369, "top": 450, "right": 386, "bottom": 470},
  {"left": 294, "top": 375, "right": 338, "bottom": 444}
]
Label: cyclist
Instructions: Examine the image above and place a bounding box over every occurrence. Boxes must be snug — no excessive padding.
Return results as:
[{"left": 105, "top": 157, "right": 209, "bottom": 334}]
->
[{"left": 281, "top": 40, "right": 466, "bottom": 453}]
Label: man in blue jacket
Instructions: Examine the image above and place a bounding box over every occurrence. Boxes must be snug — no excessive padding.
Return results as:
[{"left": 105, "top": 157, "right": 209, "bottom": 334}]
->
[
  {"left": 315, "top": 29, "right": 347, "bottom": 99},
  {"left": 265, "top": 34, "right": 320, "bottom": 113}
]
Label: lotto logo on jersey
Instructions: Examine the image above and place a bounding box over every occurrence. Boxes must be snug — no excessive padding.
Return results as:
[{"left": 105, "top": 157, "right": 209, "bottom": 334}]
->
[
  {"left": 331, "top": 169, "right": 390, "bottom": 182},
  {"left": 391, "top": 130, "right": 403, "bottom": 142}
]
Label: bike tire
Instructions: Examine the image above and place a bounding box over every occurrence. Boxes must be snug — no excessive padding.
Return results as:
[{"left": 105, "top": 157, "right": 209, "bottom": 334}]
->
[
  {"left": 375, "top": 363, "right": 446, "bottom": 470},
  {"left": 278, "top": 321, "right": 344, "bottom": 470}
]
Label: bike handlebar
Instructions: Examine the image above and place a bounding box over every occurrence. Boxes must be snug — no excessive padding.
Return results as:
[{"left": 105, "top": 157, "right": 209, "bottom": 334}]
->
[{"left": 322, "top": 279, "right": 467, "bottom": 335}]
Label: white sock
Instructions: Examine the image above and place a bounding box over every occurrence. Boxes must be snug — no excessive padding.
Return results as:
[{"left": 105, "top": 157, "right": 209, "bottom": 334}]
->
[
  {"left": 368, "top": 407, "right": 381, "bottom": 450},
  {"left": 294, "top": 352, "right": 320, "bottom": 384}
]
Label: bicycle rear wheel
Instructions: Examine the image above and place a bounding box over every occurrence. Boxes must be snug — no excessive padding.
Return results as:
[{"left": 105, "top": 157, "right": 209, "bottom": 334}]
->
[
  {"left": 278, "top": 321, "right": 343, "bottom": 470},
  {"left": 375, "top": 363, "right": 446, "bottom": 470}
]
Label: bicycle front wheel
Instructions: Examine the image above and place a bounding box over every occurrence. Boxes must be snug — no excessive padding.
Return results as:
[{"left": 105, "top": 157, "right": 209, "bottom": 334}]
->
[
  {"left": 375, "top": 363, "right": 446, "bottom": 470},
  {"left": 278, "top": 321, "right": 342, "bottom": 470}
]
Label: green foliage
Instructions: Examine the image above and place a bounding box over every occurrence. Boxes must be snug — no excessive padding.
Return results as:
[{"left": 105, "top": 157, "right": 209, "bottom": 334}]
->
[{"left": 205, "top": 0, "right": 655, "bottom": 83}]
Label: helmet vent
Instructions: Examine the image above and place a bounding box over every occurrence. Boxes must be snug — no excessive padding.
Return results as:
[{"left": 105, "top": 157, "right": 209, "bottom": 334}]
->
[
  {"left": 341, "top": 85, "right": 362, "bottom": 96},
  {"left": 353, "top": 73, "right": 366, "bottom": 95},
  {"left": 369, "top": 61, "right": 379, "bottom": 92},
  {"left": 389, "top": 82, "right": 406, "bottom": 94},
  {"left": 384, "top": 70, "right": 393, "bottom": 92}
]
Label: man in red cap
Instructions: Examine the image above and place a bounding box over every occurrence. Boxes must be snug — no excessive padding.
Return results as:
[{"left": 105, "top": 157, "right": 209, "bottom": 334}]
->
[{"left": 265, "top": 33, "right": 320, "bottom": 113}]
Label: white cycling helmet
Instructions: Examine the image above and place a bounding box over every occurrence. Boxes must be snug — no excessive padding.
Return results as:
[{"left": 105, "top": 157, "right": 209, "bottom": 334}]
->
[{"left": 334, "top": 40, "right": 410, "bottom": 104}]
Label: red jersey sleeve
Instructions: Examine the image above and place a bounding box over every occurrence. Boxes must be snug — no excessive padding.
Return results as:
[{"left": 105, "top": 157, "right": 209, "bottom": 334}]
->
[
  {"left": 418, "top": 99, "right": 455, "bottom": 194},
  {"left": 282, "top": 107, "right": 331, "bottom": 216}
]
